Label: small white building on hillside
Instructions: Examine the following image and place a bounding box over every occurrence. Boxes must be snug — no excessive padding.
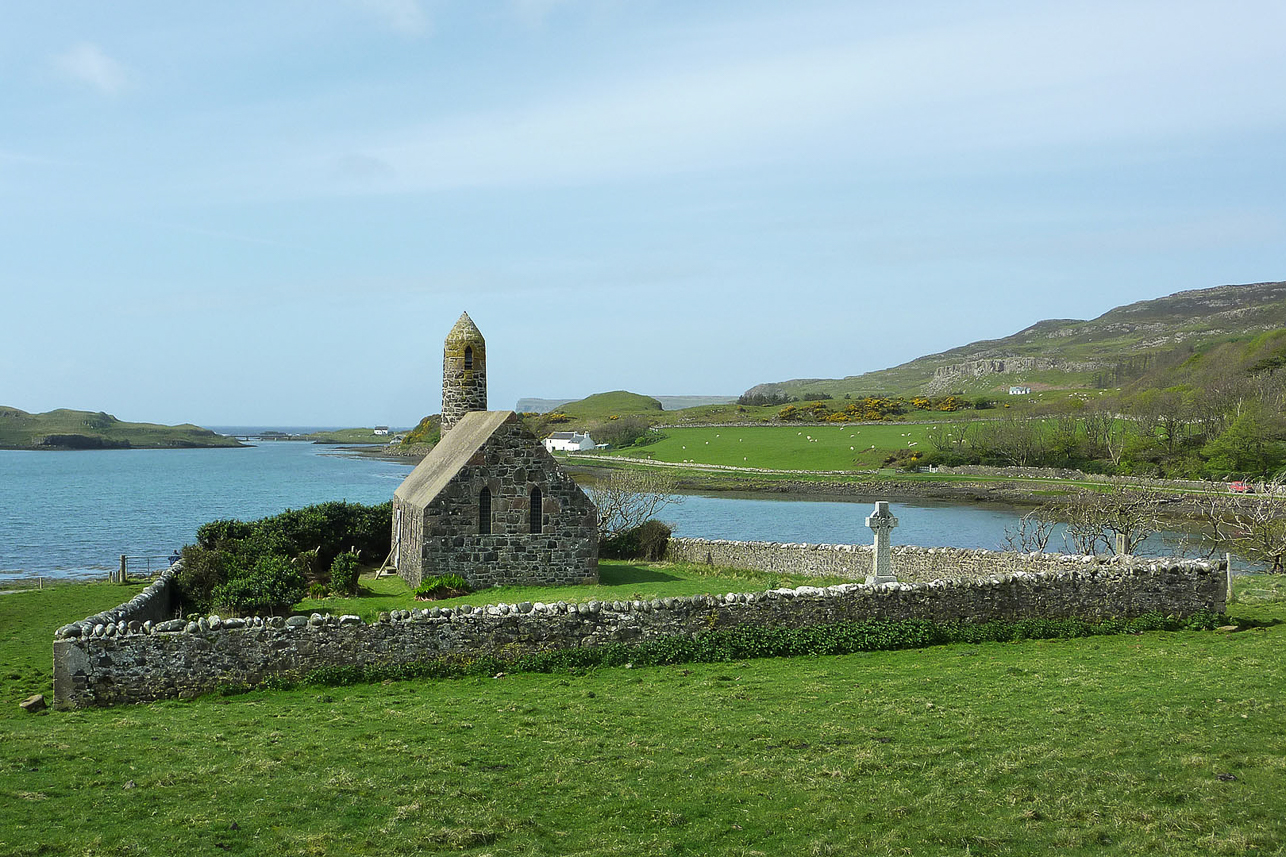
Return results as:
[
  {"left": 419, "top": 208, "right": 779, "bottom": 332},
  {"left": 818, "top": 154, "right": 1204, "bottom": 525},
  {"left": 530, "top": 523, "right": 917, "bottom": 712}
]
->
[
  {"left": 1008, "top": 386, "right": 1032, "bottom": 395},
  {"left": 544, "top": 431, "right": 596, "bottom": 453}
]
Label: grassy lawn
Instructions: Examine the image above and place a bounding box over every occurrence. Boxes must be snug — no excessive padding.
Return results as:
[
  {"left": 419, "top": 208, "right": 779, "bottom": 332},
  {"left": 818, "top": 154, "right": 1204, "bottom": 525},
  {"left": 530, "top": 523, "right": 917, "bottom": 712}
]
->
[
  {"left": 301, "top": 428, "right": 399, "bottom": 444},
  {"left": 606, "top": 424, "right": 947, "bottom": 470},
  {"left": 1, "top": 578, "right": 1283, "bottom": 855},
  {"left": 297, "top": 561, "right": 855, "bottom": 623}
]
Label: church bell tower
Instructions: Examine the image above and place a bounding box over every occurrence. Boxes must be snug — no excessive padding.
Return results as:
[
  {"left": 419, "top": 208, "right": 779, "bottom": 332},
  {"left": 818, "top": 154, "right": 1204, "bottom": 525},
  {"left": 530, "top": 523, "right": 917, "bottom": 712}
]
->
[{"left": 441, "top": 312, "right": 487, "bottom": 434}]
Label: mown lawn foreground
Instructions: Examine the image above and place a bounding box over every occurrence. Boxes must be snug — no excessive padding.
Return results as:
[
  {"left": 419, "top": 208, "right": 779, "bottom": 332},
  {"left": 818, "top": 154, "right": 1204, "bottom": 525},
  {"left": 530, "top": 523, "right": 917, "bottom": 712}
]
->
[{"left": 0, "top": 575, "right": 1283, "bottom": 856}]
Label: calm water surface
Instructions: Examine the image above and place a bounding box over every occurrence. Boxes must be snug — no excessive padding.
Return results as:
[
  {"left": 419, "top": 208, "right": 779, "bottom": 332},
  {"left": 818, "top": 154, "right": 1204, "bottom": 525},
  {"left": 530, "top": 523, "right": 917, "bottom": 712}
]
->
[
  {"left": 0, "top": 442, "right": 413, "bottom": 579},
  {"left": 670, "top": 493, "right": 1197, "bottom": 559},
  {"left": 0, "top": 443, "right": 1208, "bottom": 580}
]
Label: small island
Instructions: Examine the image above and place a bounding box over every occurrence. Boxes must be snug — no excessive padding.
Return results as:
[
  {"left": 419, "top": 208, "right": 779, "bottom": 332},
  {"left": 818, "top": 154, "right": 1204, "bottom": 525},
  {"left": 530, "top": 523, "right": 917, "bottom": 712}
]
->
[{"left": 0, "top": 406, "right": 246, "bottom": 450}]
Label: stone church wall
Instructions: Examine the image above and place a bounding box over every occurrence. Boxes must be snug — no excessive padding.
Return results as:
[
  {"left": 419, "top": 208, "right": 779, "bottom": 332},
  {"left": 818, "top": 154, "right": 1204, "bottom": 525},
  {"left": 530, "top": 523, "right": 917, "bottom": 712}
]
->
[
  {"left": 417, "top": 419, "right": 598, "bottom": 590},
  {"left": 52, "top": 558, "right": 1225, "bottom": 709}
]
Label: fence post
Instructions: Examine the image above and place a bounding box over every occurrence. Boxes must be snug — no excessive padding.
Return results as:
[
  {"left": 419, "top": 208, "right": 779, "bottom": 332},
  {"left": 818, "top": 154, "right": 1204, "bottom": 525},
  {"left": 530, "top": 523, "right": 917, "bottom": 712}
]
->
[
  {"left": 119, "top": 555, "right": 127, "bottom": 584},
  {"left": 1225, "top": 552, "right": 1235, "bottom": 605}
]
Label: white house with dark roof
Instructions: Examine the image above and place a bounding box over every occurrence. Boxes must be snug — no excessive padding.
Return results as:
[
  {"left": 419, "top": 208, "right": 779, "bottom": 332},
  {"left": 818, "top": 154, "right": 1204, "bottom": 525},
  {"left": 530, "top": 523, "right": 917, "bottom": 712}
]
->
[{"left": 544, "top": 431, "right": 596, "bottom": 452}]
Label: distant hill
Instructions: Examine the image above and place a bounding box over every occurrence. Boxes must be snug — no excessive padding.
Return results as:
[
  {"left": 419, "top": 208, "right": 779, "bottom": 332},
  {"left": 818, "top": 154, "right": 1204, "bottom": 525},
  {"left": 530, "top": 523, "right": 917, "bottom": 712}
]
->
[
  {"left": 516, "top": 394, "right": 736, "bottom": 413},
  {"left": 744, "top": 281, "right": 1286, "bottom": 399},
  {"left": 515, "top": 398, "right": 576, "bottom": 414},
  {"left": 558, "top": 391, "right": 664, "bottom": 420},
  {"left": 0, "top": 407, "right": 245, "bottom": 450}
]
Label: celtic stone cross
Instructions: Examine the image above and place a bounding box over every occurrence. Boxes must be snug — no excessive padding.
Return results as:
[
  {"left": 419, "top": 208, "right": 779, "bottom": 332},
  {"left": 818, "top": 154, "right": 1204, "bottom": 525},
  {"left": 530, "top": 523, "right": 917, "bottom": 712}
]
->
[{"left": 865, "top": 501, "right": 899, "bottom": 585}]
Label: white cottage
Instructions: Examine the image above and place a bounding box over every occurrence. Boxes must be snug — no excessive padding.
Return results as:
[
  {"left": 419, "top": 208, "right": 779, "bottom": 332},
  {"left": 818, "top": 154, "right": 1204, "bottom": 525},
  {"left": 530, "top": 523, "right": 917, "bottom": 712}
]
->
[{"left": 544, "top": 431, "right": 596, "bottom": 452}]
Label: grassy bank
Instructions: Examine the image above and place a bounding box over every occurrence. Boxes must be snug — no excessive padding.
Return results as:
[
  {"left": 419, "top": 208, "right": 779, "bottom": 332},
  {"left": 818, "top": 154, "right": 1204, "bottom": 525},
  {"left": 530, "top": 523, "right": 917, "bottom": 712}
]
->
[
  {"left": 1, "top": 575, "right": 1283, "bottom": 854},
  {"left": 0, "top": 406, "right": 244, "bottom": 450},
  {"left": 296, "top": 561, "right": 854, "bottom": 622},
  {"left": 606, "top": 423, "right": 938, "bottom": 470}
]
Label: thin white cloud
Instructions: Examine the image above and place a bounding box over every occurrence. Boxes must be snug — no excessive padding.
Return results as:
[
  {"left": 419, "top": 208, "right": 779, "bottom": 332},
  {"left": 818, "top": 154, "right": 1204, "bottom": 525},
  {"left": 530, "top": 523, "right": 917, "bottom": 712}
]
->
[
  {"left": 355, "top": 0, "right": 431, "bottom": 36},
  {"left": 53, "top": 42, "right": 129, "bottom": 96},
  {"left": 317, "top": 1, "right": 1286, "bottom": 194},
  {"left": 510, "top": 0, "right": 574, "bottom": 28}
]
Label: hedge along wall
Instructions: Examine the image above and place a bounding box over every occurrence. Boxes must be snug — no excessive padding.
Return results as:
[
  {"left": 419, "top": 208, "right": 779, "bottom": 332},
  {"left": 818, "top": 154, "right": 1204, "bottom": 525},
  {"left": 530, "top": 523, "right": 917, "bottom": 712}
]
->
[
  {"left": 52, "top": 559, "right": 1226, "bottom": 709},
  {"left": 663, "top": 538, "right": 1156, "bottom": 584}
]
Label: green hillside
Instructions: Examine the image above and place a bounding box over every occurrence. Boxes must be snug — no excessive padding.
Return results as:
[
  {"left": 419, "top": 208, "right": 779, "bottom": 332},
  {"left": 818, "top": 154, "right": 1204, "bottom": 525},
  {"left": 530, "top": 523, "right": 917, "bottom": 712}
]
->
[
  {"left": 746, "top": 280, "right": 1286, "bottom": 399},
  {"left": 555, "top": 390, "right": 664, "bottom": 420},
  {"left": 0, "top": 407, "right": 244, "bottom": 450}
]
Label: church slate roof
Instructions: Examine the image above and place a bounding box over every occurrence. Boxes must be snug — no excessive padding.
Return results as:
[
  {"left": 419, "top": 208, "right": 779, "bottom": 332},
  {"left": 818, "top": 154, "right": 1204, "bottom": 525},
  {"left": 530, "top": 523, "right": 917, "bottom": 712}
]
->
[{"left": 393, "top": 410, "right": 515, "bottom": 509}]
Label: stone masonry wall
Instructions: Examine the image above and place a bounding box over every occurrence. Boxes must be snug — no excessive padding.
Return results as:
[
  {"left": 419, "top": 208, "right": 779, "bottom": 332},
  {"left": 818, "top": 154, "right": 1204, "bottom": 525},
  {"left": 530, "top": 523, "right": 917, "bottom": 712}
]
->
[
  {"left": 663, "top": 538, "right": 1156, "bottom": 584},
  {"left": 418, "top": 417, "right": 598, "bottom": 590},
  {"left": 52, "top": 559, "right": 1225, "bottom": 709}
]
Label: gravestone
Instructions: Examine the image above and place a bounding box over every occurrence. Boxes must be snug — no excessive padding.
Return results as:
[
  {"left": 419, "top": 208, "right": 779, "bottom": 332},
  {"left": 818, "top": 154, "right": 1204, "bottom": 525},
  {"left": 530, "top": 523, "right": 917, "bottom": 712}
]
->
[{"left": 865, "top": 501, "right": 899, "bottom": 585}]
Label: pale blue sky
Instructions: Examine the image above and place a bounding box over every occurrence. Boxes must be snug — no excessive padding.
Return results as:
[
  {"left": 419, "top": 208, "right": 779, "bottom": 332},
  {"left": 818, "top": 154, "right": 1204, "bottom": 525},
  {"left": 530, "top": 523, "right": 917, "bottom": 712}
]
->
[{"left": 2, "top": 1, "right": 1284, "bottom": 426}]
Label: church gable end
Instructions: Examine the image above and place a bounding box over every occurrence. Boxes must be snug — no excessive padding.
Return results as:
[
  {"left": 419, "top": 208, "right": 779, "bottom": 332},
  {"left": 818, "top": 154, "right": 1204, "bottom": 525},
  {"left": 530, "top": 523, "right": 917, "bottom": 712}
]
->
[{"left": 419, "top": 413, "right": 598, "bottom": 589}]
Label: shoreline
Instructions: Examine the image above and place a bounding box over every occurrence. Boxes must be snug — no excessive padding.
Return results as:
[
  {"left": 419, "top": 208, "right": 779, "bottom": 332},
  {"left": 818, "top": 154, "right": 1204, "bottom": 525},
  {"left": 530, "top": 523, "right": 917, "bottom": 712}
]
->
[{"left": 341, "top": 441, "right": 1224, "bottom": 518}]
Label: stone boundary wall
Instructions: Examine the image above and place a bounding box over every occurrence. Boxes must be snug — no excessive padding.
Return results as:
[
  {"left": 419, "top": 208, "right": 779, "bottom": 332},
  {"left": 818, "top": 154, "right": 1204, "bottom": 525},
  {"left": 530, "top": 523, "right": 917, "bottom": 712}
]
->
[
  {"left": 935, "top": 465, "right": 1221, "bottom": 491},
  {"left": 63, "top": 565, "right": 182, "bottom": 636},
  {"left": 664, "top": 537, "right": 1146, "bottom": 585},
  {"left": 52, "top": 559, "right": 1225, "bottom": 709}
]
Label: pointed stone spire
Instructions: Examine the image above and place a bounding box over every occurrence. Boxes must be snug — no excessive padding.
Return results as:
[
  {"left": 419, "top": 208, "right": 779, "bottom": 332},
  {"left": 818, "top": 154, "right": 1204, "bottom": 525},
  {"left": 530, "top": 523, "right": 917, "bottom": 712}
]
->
[{"left": 441, "top": 312, "right": 487, "bottom": 434}]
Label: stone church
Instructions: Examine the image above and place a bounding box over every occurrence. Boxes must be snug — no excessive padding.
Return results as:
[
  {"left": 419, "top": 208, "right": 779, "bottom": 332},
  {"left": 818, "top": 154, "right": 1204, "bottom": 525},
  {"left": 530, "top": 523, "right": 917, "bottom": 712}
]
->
[{"left": 391, "top": 313, "right": 599, "bottom": 590}]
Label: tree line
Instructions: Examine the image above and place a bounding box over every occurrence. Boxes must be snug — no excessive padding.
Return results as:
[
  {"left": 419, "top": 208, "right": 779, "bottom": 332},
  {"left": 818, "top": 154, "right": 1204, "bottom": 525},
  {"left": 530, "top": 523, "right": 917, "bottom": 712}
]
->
[{"left": 911, "top": 373, "right": 1286, "bottom": 480}]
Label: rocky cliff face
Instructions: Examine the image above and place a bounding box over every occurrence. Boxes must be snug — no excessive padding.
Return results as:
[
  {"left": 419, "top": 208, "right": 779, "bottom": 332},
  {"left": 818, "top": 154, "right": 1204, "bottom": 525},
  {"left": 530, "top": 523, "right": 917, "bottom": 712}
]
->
[
  {"left": 746, "top": 280, "right": 1286, "bottom": 398},
  {"left": 926, "top": 357, "right": 1106, "bottom": 393}
]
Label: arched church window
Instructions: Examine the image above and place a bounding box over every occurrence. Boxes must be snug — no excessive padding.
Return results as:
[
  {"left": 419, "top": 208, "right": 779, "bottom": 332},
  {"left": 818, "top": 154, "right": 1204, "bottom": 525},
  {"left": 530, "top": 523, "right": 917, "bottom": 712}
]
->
[
  {"left": 464, "top": 346, "right": 473, "bottom": 369},
  {"left": 479, "top": 486, "right": 492, "bottom": 535},
  {"left": 530, "top": 487, "right": 542, "bottom": 534}
]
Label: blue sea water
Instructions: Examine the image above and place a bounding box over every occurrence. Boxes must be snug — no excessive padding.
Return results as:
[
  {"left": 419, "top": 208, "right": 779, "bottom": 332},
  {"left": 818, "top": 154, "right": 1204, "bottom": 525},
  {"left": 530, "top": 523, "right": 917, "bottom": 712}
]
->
[
  {"left": 0, "top": 441, "right": 1217, "bottom": 581},
  {"left": 0, "top": 442, "right": 414, "bottom": 580}
]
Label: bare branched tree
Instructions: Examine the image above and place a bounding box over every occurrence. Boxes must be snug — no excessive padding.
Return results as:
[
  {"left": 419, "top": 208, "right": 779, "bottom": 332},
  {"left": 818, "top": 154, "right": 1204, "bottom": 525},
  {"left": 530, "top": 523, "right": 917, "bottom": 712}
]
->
[
  {"left": 584, "top": 470, "right": 682, "bottom": 539},
  {"left": 1055, "top": 483, "right": 1165, "bottom": 555},
  {"left": 1003, "top": 509, "right": 1057, "bottom": 553},
  {"left": 1198, "top": 478, "right": 1286, "bottom": 573}
]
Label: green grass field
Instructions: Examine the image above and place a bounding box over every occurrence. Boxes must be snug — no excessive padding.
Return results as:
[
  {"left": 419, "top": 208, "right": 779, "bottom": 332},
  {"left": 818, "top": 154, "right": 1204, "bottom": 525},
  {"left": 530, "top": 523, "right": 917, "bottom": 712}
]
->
[
  {"left": 606, "top": 423, "right": 945, "bottom": 470},
  {"left": 1, "top": 575, "right": 1283, "bottom": 855},
  {"left": 298, "top": 562, "right": 854, "bottom": 623},
  {"left": 301, "top": 428, "right": 400, "bottom": 444}
]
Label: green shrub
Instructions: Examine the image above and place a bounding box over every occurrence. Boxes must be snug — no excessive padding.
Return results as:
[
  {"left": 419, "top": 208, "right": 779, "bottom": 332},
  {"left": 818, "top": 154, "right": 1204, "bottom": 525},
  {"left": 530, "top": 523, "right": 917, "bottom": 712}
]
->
[
  {"left": 177, "top": 500, "right": 391, "bottom": 613},
  {"left": 414, "top": 573, "right": 472, "bottom": 600},
  {"left": 211, "top": 554, "right": 305, "bottom": 616},
  {"left": 195, "top": 519, "right": 255, "bottom": 550},
  {"left": 176, "top": 544, "right": 234, "bottom": 613},
  {"left": 600, "top": 519, "right": 672, "bottom": 560},
  {"left": 329, "top": 551, "right": 362, "bottom": 597}
]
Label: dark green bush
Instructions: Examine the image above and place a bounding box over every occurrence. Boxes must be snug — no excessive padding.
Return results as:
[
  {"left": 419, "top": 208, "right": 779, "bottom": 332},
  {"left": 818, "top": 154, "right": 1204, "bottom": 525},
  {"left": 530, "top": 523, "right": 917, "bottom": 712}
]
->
[
  {"left": 600, "top": 519, "right": 672, "bottom": 560},
  {"left": 633, "top": 520, "right": 672, "bottom": 560},
  {"left": 211, "top": 554, "right": 305, "bottom": 616},
  {"left": 177, "top": 500, "right": 391, "bottom": 613},
  {"left": 195, "top": 519, "right": 255, "bottom": 550},
  {"left": 176, "top": 544, "right": 234, "bottom": 613},
  {"left": 329, "top": 551, "right": 362, "bottom": 597}
]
